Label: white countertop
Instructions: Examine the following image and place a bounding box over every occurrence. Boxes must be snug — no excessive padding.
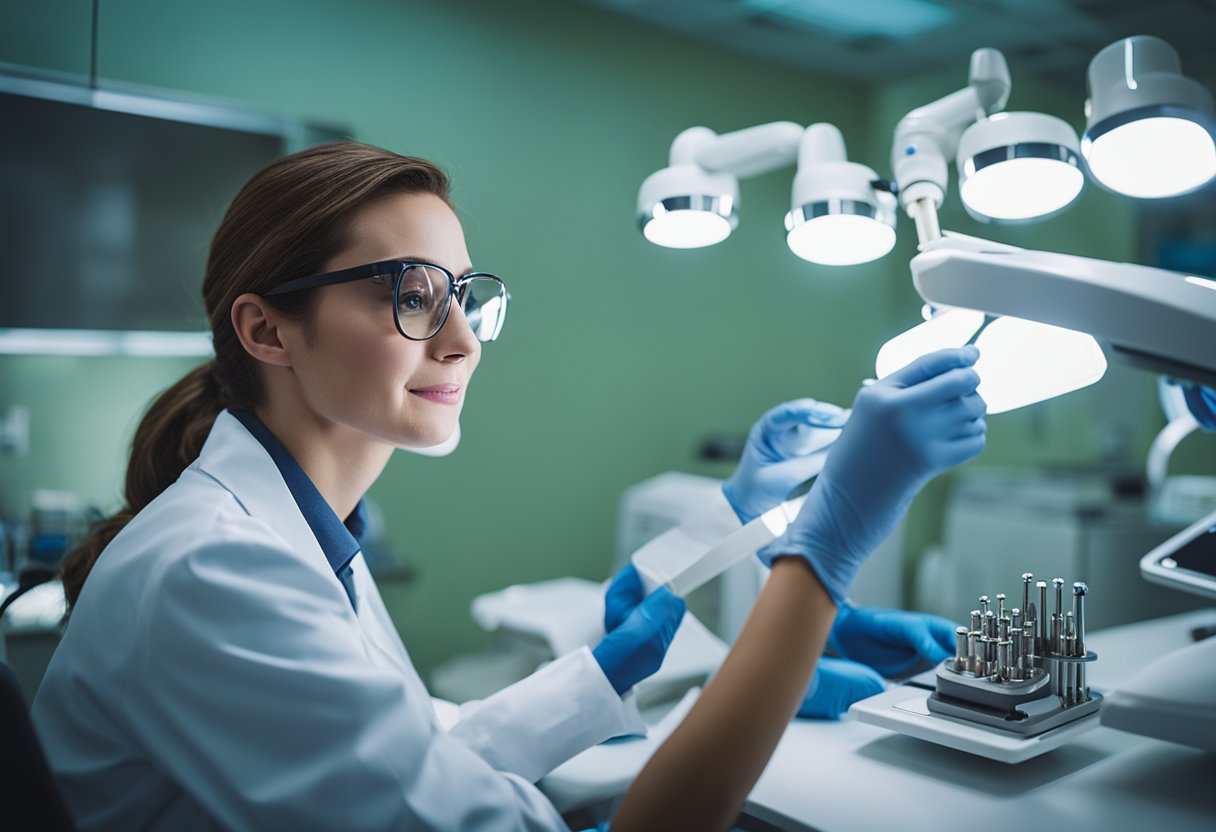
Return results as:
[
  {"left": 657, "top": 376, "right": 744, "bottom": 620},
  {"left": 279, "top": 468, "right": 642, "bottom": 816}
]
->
[{"left": 541, "top": 609, "right": 1216, "bottom": 831}]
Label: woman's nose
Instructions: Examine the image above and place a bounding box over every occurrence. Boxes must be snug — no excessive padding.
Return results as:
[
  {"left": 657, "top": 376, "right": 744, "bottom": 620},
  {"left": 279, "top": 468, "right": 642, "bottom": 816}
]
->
[{"left": 432, "top": 302, "right": 480, "bottom": 362}]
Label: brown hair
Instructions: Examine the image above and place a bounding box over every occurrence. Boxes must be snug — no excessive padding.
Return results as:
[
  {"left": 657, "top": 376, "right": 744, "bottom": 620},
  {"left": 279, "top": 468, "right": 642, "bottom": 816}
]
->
[{"left": 61, "top": 142, "right": 451, "bottom": 606}]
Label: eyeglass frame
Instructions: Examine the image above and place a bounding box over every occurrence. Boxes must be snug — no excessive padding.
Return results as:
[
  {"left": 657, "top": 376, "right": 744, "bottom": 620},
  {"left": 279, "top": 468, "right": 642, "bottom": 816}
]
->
[{"left": 262, "top": 259, "right": 508, "bottom": 342}]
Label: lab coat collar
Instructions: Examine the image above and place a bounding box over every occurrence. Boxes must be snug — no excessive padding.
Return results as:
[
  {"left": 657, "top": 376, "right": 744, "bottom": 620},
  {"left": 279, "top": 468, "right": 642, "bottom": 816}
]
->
[{"left": 227, "top": 409, "right": 364, "bottom": 578}]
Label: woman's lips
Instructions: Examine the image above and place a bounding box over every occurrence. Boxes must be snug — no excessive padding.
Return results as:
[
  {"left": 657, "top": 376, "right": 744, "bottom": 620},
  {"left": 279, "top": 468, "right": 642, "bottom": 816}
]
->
[{"left": 409, "top": 384, "right": 462, "bottom": 405}]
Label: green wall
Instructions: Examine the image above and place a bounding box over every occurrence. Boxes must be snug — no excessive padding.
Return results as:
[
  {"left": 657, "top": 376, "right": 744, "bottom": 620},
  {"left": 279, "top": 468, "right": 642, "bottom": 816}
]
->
[{"left": 2, "top": 1, "right": 1212, "bottom": 678}]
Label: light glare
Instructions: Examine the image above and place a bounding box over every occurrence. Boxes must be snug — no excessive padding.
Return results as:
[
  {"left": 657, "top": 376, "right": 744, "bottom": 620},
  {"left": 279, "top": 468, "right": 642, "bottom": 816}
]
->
[
  {"left": 960, "top": 158, "right": 1085, "bottom": 220},
  {"left": 643, "top": 211, "right": 732, "bottom": 249},
  {"left": 786, "top": 214, "right": 896, "bottom": 266},
  {"left": 1086, "top": 116, "right": 1216, "bottom": 198}
]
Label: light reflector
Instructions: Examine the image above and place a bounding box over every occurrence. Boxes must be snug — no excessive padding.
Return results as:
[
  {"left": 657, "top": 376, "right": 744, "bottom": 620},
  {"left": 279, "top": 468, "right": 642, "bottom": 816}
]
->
[{"left": 876, "top": 308, "right": 1107, "bottom": 414}]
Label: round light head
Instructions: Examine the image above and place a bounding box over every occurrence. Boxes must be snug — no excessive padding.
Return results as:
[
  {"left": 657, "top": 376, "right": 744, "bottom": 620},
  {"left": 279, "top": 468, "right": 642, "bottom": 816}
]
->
[
  {"left": 957, "top": 112, "right": 1085, "bottom": 222},
  {"left": 1083, "top": 36, "right": 1216, "bottom": 198},
  {"left": 785, "top": 202, "right": 897, "bottom": 266},
  {"left": 786, "top": 160, "right": 896, "bottom": 266},
  {"left": 1083, "top": 110, "right": 1216, "bottom": 198},
  {"left": 637, "top": 164, "right": 739, "bottom": 249}
]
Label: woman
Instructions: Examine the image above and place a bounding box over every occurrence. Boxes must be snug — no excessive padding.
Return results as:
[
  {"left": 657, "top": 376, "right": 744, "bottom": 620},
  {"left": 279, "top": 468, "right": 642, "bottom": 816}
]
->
[{"left": 32, "top": 142, "right": 985, "bottom": 830}]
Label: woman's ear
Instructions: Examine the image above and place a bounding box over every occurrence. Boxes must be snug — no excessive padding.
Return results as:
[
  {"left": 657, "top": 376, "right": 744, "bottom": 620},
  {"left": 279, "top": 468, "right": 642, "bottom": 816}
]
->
[{"left": 231, "top": 293, "right": 294, "bottom": 368}]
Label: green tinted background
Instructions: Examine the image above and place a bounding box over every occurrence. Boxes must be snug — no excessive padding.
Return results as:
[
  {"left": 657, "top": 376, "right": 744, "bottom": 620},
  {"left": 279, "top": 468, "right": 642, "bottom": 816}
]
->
[{"left": 1, "top": 0, "right": 1214, "bottom": 678}]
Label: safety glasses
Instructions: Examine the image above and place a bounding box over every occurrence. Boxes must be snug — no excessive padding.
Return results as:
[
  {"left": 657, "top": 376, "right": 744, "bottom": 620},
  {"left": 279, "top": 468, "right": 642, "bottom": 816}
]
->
[{"left": 264, "top": 260, "right": 508, "bottom": 342}]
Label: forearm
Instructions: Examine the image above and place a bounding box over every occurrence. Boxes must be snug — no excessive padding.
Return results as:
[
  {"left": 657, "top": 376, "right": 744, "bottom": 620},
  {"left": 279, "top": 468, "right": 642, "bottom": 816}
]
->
[{"left": 612, "top": 557, "right": 836, "bottom": 832}]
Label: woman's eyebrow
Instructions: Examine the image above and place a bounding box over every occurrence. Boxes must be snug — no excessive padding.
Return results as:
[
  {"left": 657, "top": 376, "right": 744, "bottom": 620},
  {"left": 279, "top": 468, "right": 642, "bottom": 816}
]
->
[{"left": 392, "top": 255, "right": 475, "bottom": 277}]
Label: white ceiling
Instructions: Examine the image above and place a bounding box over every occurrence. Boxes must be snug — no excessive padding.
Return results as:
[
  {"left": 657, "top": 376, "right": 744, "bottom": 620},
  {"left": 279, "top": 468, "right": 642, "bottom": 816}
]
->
[{"left": 580, "top": 0, "right": 1216, "bottom": 87}]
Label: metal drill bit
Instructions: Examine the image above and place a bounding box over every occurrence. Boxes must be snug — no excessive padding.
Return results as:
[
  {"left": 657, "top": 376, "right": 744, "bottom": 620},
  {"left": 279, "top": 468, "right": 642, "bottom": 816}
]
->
[
  {"left": 1022, "top": 573, "right": 1034, "bottom": 620},
  {"left": 1051, "top": 613, "right": 1062, "bottom": 655},
  {"left": 984, "top": 610, "right": 997, "bottom": 639},
  {"left": 996, "top": 593, "right": 1006, "bottom": 621},
  {"left": 1073, "top": 582, "right": 1087, "bottom": 656},
  {"left": 1037, "top": 581, "right": 1048, "bottom": 653},
  {"left": 1053, "top": 578, "right": 1064, "bottom": 622},
  {"left": 997, "top": 640, "right": 1010, "bottom": 681},
  {"left": 955, "top": 626, "right": 969, "bottom": 670},
  {"left": 1011, "top": 607, "right": 1022, "bottom": 630},
  {"left": 999, "top": 616, "right": 1010, "bottom": 641},
  {"left": 980, "top": 595, "right": 990, "bottom": 617},
  {"left": 1065, "top": 612, "right": 1075, "bottom": 656},
  {"left": 970, "top": 609, "right": 982, "bottom": 634}
]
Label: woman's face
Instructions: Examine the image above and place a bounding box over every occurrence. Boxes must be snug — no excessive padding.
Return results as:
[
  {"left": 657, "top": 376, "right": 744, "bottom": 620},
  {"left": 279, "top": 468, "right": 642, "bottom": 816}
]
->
[{"left": 283, "top": 191, "right": 482, "bottom": 449}]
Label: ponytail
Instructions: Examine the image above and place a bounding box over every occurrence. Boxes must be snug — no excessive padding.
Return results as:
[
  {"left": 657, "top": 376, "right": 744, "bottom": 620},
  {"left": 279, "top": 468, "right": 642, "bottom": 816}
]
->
[{"left": 61, "top": 362, "right": 226, "bottom": 606}]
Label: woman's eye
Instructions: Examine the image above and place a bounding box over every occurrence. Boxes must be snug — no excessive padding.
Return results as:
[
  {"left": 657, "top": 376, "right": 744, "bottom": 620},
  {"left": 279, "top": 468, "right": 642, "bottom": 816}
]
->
[{"left": 398, "top": 292, "right": 426, "bottom": 312}]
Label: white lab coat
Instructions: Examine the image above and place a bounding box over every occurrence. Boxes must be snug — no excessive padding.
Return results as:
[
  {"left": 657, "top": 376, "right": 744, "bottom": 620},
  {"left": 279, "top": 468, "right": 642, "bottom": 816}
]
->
[{"left": 32, "top": 411, "right": 644, "bottom": 831}]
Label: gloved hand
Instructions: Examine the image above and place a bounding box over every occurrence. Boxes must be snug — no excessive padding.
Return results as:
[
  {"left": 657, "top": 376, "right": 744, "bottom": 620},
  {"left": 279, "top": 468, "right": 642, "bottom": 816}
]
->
[
  {"left": 830, "top": 604, "right": 957, "bottom": 678},
  {"left": 759, "top": 347, "right": 986, "bottom": 605},
  {"left": 1182, "top": 383, "right": 1216, "bottom": 431},
  {"left": 721, "top": 398, "right": 849, "bottom": 524},
  {"left": 593, "top": 564, "right": 687, "bottom": 695},
  {"left": 797, "top": 656, "right": 886, "bottom": 719}
]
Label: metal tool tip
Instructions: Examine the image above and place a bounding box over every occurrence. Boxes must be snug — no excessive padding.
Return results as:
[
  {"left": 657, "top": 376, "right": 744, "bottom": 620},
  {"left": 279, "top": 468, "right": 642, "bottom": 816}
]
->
[
  {"left": 956, "top": 626, "right": 969, "bottom": 634},
  {"left": 1022, "top": 572, "right": 1034, "bottom": 581},
  {"left": 1036, "top": 580, "right": 1047, "bottom": 588},
  {"left": 1073, "top": 582, "right": 1088, "bottom": 595},
  {"left": 1052, "top": 577, "right": 1064, "bottom": 585}
]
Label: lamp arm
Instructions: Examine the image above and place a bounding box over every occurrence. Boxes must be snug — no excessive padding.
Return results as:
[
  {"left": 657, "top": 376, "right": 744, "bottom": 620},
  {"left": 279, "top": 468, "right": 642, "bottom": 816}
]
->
[
  {"left": 891, "top": 48, "right": 1011, "bottom": 214},
  {"left": 679, "top": 121, "right": 805, "bottom": 179}
]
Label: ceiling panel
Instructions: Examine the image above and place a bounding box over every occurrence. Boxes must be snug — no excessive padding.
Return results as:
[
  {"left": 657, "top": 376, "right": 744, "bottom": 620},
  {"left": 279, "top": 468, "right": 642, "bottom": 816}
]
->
[{"left": 581, "top": 0, "right": 1216, "bottom": 87}]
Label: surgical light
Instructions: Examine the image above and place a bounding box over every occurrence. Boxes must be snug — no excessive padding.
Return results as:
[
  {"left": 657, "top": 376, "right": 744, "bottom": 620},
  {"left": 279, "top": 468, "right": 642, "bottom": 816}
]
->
[
  {"left": 639, "top": 121, "right": 895, "bottom": 265},
  {"left": 957, "top": 112, "right": 1084, "bottom": 222},
  {"left": 638, "top": 127, "right": 741, "bottom": 248},
  {"left": 1082, "top": 36, "right": 1216, "bottom": 198},
  {"left": 785, "top": 124, "right": 896, "bottom": 265}
]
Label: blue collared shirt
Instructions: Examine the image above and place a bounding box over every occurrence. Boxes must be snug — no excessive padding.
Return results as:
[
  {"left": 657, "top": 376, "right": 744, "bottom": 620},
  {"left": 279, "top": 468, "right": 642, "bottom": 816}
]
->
[{"left": 231, "top": 409, "right": 365, "bottom": 610}]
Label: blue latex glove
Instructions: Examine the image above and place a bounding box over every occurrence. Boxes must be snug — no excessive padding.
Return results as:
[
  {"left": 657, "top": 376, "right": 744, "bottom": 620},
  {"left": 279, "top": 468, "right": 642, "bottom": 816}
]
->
[
  {"left": 721, "top": 398, "right": 849, "bottom": 524},
  {"left": 797, "top": 656, "right": 885, "bottom": 719},
  {"left": 829, "top": 604, "right": 957, "bottom": 678},
  {"left": 1182, "top": 383, "right": 1216, "bottom": 431},
  {"left": 593, "top": 564, "right": 687, "bottom": 695},
  {"left": 759, "top": 347, "right": 986, "bottom": 605}
]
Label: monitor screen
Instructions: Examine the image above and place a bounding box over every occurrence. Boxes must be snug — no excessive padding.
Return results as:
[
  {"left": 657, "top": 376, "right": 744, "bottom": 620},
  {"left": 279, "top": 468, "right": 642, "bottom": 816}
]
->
[
  {"left": 1142, "top": 510, "right": 1216, "bottom": 601},
  {"left": 0, "top": 75, "right": 346, "bottom": 343}
]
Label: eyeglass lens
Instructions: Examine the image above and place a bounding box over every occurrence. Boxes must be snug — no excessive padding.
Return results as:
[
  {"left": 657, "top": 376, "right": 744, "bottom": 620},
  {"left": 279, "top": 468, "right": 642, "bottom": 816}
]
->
[
  {"left": 396, "top": 265, "right": 506, "bottom": 341},
  {"left": 460, "top": 277, "right": 507, "bottom": 342}
]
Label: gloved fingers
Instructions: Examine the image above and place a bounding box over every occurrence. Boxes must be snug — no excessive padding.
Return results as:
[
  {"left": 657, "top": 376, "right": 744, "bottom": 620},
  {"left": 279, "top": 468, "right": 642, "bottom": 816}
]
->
[
  {"left": 761, "top": 455, "right": 832, "bottom": 493},
  {"left": 927, "top": 615, "right": 960, "bottom": 656},
  {"left": 634, "top": 586, "right": 687, "bottom": 637},
  {"left": 797, "top": 657, "right": 886, "bottom": 719},
  {"left": 901, "top": 366, "right": 982, "bottom": 406},
  {"left": 949, "top": 415, "right": 987, "bottom": 440},
  {"left": 883, "top": 346, "right": 979, "bottom": 390},
  {"left": 938, "top": 390, "right": 987, "bottom": 422},
  {"left": 935, "top": 433, "right": 987, "bottom": 468},
  {"left": 603, "top": 563, "right": 644, "bottom": 631},
  {"left": 762, "top": 398, "right": 850, "bottom": 431}
]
